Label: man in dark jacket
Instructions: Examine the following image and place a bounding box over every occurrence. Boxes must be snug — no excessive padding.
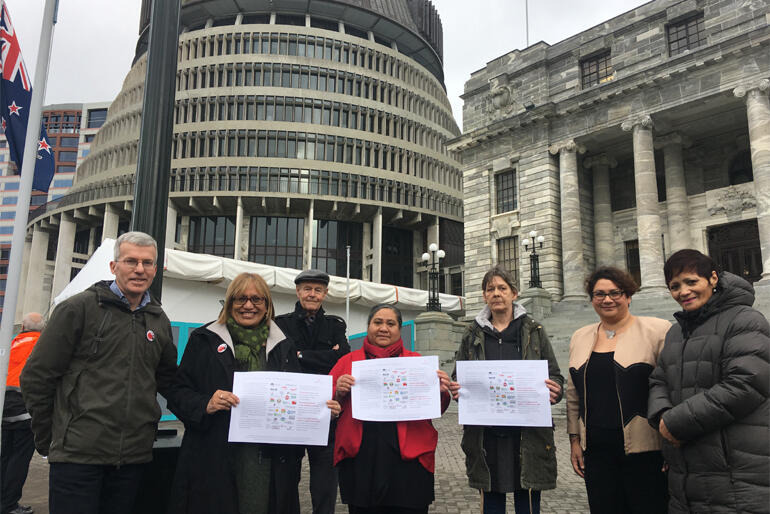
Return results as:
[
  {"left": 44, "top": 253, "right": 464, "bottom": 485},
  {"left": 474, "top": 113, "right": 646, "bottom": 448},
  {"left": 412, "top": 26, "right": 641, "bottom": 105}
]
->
[
  {"left": 275, "top": 269, "right": 349, "bottom": 514},
  {"left": 20, "top": 232, "right": 178, "bottom": 514},
  {"left": 2, "top": 312, "right": 44, "bottom": 514}
]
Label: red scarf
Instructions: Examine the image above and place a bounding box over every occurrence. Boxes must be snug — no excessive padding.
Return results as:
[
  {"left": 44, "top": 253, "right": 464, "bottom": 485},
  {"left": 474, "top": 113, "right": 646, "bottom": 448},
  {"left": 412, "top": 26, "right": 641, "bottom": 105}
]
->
[{"left": 363, "top": 336, "right": 404, "bottom": 359}]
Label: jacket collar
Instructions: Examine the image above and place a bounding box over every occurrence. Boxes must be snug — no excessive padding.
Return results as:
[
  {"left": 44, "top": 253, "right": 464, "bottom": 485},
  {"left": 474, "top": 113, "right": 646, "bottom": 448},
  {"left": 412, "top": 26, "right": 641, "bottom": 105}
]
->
[
  {"left": 205, "top": 319, "right": 286, "bottom": 357},
  {"left": 474, "top": 303, "right": 527, "bottom": 333},
  {"left": 92, "top": 280, "right": 162, "bottom": 315},
  {"left": 293, "top": 301, "right": 325, "bottom": 320}
]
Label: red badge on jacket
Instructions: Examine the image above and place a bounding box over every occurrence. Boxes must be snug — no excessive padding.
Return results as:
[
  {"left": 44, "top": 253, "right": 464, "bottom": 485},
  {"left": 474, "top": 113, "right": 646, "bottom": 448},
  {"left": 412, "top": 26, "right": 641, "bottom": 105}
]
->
[
  {"left": 217, "top": 343, "right": 227, "bottom": 354},
  {"left": 146, "top": 330, "right": 155, "bottom": 342}
]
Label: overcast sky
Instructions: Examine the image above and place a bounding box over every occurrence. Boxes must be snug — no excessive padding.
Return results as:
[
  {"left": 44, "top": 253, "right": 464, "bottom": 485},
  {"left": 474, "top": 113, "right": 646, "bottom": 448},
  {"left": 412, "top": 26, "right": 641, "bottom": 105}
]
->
[{"left": 7, "top": 0, "right": 650, "bottom": 127}]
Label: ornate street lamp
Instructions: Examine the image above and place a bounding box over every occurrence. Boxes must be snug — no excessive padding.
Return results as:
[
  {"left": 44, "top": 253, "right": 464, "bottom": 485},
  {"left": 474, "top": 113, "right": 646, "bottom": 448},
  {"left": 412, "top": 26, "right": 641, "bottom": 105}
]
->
[
  {"left": 422, "top": 243, "right": 445, "bottom": 311},
  {"left": 522, "top": 230, "right": 545, "bottom": 289}
]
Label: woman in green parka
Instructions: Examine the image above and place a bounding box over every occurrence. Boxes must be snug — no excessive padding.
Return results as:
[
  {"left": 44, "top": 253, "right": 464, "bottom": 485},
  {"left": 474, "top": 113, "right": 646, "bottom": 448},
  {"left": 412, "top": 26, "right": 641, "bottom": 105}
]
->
[{"left": 449, "top": 265, "right": 564, "bottom": 514}]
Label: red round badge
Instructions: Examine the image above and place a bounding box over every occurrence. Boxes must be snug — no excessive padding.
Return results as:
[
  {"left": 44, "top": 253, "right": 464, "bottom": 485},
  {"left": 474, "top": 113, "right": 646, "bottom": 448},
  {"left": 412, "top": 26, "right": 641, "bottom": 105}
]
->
[
  {"left": 217, "top": 343, "right": 227, "bottom": 354},
  {"left": 146, "top": 330, "right": 155, "bottom": 342}
]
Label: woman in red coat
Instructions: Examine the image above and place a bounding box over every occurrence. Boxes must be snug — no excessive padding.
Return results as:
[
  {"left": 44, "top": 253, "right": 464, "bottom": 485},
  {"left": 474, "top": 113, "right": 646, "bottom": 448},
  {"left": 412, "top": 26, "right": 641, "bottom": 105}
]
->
[{"left": 331, "top": 304, "right": 451, "bottom": 514}]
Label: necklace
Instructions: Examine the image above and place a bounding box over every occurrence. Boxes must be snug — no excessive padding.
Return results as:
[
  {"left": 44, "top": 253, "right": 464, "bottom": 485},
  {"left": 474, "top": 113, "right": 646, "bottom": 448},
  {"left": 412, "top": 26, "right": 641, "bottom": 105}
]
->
[{"left": 604, "top": 329, "right": 616, "bottom": 339}]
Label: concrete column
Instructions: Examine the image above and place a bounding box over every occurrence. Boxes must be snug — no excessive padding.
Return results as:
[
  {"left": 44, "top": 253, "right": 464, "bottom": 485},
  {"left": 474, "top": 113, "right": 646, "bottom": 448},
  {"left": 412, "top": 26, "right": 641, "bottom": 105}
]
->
[
  {"left": 24, "top": 226, "right": 49, "bottom": 314},
  {"left": 52, "top": 213, "right": 77, "bottom": 300},
  {"left": 372, "top": 207, "right": 382, "bottom": 282},
  {"left": 102, "top": 204, "right": 120, "bottom": 242},
  {"left": 584, "top": 154, "right": 617, "bottom": 266},
  {"left": 548, "top": 140, "right": 586, "bottom": 301},
  {"left": 303, "top": 200, "right": 314, "bottom": 269},
  {"left": 735, "top": 80, "right": 770, "bottom": 280},
  {"left": 166, "top": 204, "right": 178, "bottom": 251},
  {"left": 656, "top": 132, "right": 692, "bottom": 252},
  {"left": 621, "top": 115, "right": 667, "bottom": 294},
  {"left": 233, "top": 198, "right": 243, "bottom": 260},
  {"left": 362, "top": 221, "right": 372, "bottom": 281}
]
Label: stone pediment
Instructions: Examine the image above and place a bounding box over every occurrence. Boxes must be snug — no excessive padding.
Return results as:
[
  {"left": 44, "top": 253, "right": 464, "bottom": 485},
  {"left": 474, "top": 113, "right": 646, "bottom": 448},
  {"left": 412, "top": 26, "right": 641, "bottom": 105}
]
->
[{"left": 706, "top": 184, "right": 756, "bottom": 217}]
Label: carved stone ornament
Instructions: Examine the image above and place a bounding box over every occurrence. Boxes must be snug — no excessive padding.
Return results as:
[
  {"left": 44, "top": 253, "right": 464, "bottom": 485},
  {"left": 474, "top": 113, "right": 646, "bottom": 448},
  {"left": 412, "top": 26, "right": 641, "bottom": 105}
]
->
[
  {"left": 621, "top": 114, "right": 654, "bottom": 132},
  {"left": 548, "top": 140, "right": 586, "bottom": 155},
  {"left": 707, "top": 186, "right": 757, "bottom": 217},
  {"left": 733, "top": 78, "right": 770, "bottom": 99},
  {"left": 486, "top": 75, "right": 516, "bottom": 117}
]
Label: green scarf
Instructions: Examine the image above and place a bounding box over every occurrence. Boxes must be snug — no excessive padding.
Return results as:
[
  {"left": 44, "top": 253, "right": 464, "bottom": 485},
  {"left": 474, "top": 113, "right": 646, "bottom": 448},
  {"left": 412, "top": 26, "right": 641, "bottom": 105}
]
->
[{"left": 226, "top": 316, "right": 269, "bottom": 371}]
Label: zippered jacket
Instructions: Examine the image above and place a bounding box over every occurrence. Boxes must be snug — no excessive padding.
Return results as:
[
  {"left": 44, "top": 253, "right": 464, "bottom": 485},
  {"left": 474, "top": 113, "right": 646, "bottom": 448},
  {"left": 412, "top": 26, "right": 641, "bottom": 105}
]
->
[
  {"left": 3, "top": 330, "right": 39, "bottom": 428},
  {"left": 20, "top": 280, "right": 178, "bottom": 465},
  {"left": 566, "top": 316, "right": 670, "bottom": 453},
  {"left": 452, "top": 304, "right": 564, "bottom": 492},
  {"left": 648, "top": 272, "right": 769, "bottom": 514}
]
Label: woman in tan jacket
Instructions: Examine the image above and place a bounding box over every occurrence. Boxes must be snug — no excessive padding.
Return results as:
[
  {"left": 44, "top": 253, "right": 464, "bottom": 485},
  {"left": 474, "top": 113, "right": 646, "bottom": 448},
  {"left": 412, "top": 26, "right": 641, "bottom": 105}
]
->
[{"left": 566, "top": 267, "right": 669, "bottom": 513}]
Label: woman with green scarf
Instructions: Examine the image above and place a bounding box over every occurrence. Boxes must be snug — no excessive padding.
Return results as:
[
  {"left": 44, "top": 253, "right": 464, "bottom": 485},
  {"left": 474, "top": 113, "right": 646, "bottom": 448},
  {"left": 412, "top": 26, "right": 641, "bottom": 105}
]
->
[{"left": 169, "top": 272, "right": 340, "bottom": 514}]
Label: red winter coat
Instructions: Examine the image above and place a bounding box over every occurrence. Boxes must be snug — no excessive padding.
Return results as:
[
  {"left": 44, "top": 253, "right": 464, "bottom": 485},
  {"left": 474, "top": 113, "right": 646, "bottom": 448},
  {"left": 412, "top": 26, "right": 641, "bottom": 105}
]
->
[{"left": 329, "top": 347, "right": 450, "bottom": 473}]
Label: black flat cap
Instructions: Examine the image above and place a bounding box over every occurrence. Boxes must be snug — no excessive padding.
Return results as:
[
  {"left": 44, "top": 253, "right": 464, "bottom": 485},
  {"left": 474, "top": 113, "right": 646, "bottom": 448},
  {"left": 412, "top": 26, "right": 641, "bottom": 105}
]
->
[{"left": 294, "top": 269, "right": 330, "bottom": 285}]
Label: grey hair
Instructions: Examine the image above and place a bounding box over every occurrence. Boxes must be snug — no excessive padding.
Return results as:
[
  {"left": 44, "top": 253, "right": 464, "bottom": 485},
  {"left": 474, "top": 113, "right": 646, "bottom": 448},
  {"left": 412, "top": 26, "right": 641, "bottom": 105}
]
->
[
  {"left": 367, "top": 303, "right": 403, "bottom": 328},
  {"left": 114, "top": 231, "right": 158, "bottom": 261},
  {"left": 22, "top": 312, "right": 45, "bottom": 332}
]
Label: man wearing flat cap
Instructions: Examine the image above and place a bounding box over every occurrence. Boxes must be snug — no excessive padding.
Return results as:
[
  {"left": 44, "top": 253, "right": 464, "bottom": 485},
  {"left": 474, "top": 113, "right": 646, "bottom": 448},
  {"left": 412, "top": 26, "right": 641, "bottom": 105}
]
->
[{"left": 275, "top": 269, "right": 350, "bottom": 513}]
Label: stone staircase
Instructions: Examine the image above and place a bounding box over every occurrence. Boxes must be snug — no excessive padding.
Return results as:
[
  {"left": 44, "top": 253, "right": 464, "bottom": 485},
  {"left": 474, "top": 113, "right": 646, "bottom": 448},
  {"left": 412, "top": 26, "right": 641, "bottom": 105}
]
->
[{"left": 540, "top": 294, "right": 682, "bottom": 417}]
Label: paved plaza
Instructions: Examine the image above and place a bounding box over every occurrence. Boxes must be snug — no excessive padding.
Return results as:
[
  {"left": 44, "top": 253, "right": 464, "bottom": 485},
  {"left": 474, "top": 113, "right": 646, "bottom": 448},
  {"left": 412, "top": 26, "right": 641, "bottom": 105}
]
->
[{"left": 19, "top": 411, "right": 589, "bottom": 513}]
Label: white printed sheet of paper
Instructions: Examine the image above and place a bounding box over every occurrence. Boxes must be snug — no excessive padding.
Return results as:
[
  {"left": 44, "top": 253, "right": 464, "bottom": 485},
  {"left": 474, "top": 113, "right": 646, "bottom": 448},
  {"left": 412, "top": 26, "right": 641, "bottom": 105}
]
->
[
  {"left": 456, "top": 360, "right": 552, "bottom": 427},
  {"left": 350, "top": 355, "right": 441, "bottom": 422},
  {"left": 228, "top": 371, "right": 332, "bottom": 446}
]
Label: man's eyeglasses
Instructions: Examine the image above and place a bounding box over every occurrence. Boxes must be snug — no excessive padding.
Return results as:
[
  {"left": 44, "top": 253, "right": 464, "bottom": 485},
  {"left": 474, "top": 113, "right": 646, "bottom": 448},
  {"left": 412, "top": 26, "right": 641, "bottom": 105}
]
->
[
  {"left": 118, "top": 259, "right": 156, "bottom": 270},
  {"left": 233, "top": 295, "right": 266, "bottom": 306},
  {"left": 591, "top": 290, "right": 624, "bottom": 301}
]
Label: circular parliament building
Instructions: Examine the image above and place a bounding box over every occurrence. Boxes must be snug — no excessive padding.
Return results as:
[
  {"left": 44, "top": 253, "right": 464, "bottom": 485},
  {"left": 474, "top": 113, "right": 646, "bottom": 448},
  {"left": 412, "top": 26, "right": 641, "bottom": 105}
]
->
[{"left": 24, "top": 0, "right": 463, "bottom": 312}]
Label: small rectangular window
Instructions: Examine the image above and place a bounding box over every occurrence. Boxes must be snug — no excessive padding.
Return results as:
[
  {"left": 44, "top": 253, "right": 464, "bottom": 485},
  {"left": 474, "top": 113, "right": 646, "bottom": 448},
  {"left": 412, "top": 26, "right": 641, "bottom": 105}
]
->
[
  {"left": 580, "top": 51, "right": 613, "bottom": 89},
  {"left": 496, "top": 237, "right": 519, "bottom": 290},
  {"left": 495, "top": 170, "right": 516, "bottom": 213},
  {"left": 667, "top": 14, "right": 706, "bottom": 56}
]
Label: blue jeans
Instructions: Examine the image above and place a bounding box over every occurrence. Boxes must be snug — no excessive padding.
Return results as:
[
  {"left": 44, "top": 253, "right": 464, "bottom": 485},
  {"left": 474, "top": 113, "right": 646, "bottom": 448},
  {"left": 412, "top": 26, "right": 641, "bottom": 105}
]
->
[{"left": 482, "top": 490, "right": 541, "bottom": 514}]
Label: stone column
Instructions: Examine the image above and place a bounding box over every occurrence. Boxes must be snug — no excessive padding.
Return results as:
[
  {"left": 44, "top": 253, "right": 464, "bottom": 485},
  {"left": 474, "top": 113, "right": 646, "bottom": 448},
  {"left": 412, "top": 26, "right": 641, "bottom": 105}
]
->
[
  {"left": 584, "top": 154, "right": 617, "bottom": 266},
  {"left": 621, "top": 115, "right": 667, "bottom": 293},
  {"left": 102, "top": 204, "right": 120, "bottom": 242},
  {"left": 303, "top": 199, "right": 314, "bottom": 269},
  {"left": 548, "top": 140, "right": 586, "bottom": 301},
  {"left": 372, "top": 207, "right": 382, "bottom": 282},
  {"left": 52, "top": 213, "right": 77, "bottom": 300},
  {"left": 24, "top": 225, "right": 49, "bottom": 314},
  {"left": 233, "top": 198, "right": 243, "bottom": 260},
  {"left": 166, "top": 204, "right": 178, "bottom": 251},
  {"left": 735, "top": 80, "right": 770, "bottom": 281},
  {"left": 655, "top": 132, "right": 692, "bottom": 252}
]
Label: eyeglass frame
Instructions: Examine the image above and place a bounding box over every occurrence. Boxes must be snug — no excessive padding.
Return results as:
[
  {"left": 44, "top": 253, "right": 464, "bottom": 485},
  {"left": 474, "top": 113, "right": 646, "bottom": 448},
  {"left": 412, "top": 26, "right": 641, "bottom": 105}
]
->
[
  {"left": 232, "top": 295, "right": 267, "bottom": 307},
  {"left": 590, "top": 289, "right": 625, "bottom": 301},
  {"left": 116, "top": 258, "right": 156, "bottom": 270}
]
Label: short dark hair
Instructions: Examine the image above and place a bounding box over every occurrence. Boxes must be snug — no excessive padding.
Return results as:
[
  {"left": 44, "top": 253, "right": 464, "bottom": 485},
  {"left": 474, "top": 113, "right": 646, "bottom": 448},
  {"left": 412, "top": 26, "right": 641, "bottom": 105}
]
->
[
  {"left": 663, "top": 249, "right": 718, "bottom": 285},
  {"left": 367, "top": 304, "right": 402, "bottom": 328},
  {"left": 481, "top": 265, "right": 517, "bottom": 293},
  {"left": 584, "top": 266, "right": 639, "bottom": 298}
]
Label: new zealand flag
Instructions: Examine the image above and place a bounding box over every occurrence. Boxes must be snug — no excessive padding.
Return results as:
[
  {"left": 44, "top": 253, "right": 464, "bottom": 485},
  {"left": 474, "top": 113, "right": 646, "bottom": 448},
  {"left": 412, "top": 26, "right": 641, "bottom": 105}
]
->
[{"left": 0, "top": 0, "right": 54, "bottom": 192}]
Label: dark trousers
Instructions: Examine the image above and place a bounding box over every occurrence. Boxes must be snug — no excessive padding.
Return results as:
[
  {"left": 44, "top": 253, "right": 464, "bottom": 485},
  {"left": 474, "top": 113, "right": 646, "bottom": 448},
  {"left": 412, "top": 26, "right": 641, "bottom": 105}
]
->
[
  {"left": 348, "top": 506, "right": 427, "bottom": 514},
  {"left": 584, "top": 436, "right": 668, "bottom": 514},
  {"left": 481, "top": 490, "right": 541, "bottom": 514},
  {"left": 1, "top": 426, "right": 35, "bottom": 512},
  {"left": 297, "top": 442, "right": 338, "bottom": 514},
  {"left": 49, "top": 462, "right": 145, "bottom": 514}
]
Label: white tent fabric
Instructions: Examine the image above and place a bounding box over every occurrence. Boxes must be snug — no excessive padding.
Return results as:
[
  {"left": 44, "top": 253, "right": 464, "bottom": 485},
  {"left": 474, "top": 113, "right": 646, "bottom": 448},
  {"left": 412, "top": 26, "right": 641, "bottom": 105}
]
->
[{"left": 54, "top": 240, "right": 464, "bottom": 331}]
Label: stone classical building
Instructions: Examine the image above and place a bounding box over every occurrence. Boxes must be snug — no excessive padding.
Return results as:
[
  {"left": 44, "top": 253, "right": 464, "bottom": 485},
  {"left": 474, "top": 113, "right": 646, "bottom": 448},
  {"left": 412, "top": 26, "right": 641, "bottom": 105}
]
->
[
  {"left": 449, "top": 0, "right": 770, "bottom": 313},
  {"left": 22, "top": 0, "right": 463, "bottom": 315}
]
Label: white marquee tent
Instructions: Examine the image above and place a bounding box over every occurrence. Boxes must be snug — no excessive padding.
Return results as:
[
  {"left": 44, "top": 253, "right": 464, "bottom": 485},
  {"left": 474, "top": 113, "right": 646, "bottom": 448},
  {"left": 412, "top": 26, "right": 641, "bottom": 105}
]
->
[{"left": 55, "top": 239, "right": 465, "bottom": 339}]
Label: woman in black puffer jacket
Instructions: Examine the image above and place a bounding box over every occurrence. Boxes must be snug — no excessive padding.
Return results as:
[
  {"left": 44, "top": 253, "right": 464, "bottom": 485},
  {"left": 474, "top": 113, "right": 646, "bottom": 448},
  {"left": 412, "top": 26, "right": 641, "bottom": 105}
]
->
[{"left": 648, "top": 249, "right": 769, "bottom": 514}]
